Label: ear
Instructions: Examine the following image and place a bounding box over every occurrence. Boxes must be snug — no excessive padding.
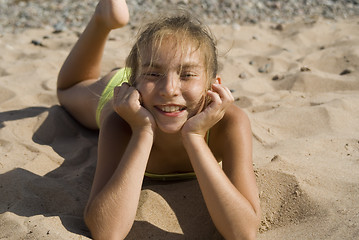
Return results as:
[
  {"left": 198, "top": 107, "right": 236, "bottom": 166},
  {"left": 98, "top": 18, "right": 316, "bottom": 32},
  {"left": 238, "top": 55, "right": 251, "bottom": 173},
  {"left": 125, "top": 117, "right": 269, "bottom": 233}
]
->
[{"left": 216, "top": 75, "right": 222, "bottom": 84}]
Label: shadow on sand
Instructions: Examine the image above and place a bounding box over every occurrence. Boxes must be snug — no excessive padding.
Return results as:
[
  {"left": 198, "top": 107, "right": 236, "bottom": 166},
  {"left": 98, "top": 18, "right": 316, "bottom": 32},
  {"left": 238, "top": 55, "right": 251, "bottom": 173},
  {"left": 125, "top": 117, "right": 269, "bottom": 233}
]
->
[{"left": 0, "top": 105, "right": 223, "bottom": 239}]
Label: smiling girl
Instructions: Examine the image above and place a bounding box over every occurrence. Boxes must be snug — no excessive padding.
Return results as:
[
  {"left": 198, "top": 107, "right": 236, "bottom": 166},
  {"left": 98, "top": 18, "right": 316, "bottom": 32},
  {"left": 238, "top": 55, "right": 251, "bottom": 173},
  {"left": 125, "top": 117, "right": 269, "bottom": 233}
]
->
[{"left": 57, "top": 0, "right": 260, "bottom": 239}]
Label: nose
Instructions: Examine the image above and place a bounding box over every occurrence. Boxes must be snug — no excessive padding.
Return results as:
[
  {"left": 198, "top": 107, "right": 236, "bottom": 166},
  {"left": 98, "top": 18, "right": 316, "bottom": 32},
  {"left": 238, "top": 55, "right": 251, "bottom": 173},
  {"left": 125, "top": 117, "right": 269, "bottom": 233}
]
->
[{"left": 159, "top": 73, "right": 180, "bottom": 97}]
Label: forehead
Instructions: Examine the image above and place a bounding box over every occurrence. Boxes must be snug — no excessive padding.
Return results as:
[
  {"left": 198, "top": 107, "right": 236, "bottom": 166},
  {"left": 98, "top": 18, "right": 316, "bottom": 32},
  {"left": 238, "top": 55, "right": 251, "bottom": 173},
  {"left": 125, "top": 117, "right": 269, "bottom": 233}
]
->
[{"left": 140, "top": 36, "right": 205, "bottom": 69}]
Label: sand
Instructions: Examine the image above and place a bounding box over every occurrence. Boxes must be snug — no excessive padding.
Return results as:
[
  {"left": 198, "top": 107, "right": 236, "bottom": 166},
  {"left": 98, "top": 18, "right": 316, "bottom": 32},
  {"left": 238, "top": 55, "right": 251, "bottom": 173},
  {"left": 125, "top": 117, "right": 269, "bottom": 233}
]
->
[{"left": 0, "top": 17, "right": 358, "bottom": 239}]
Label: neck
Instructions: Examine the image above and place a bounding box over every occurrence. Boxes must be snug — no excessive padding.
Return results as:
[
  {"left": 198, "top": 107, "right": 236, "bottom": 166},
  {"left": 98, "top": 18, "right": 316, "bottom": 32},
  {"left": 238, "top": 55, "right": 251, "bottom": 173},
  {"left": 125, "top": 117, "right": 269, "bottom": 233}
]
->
[{"left": 153, "top": 129, "right": 183, "bottom": 149}]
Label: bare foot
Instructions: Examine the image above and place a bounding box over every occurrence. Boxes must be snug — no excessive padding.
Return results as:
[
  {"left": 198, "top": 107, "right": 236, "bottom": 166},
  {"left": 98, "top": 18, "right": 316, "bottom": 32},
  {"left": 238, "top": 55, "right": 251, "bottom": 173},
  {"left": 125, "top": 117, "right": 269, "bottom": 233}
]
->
[{"left": 94, "top": 0, "right": 130, "bottom": 30}]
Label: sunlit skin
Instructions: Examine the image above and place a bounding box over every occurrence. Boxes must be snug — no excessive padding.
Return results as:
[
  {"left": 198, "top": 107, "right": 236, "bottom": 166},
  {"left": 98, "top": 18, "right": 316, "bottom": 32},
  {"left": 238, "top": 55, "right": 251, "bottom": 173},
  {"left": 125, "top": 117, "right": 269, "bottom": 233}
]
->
[
  {"left": 56, "top": 0, "right": 261, "bottom": 239},
  {"left": 136, "top": 39, "right": 208, "bottom": 134},
  {"left": 111, "top": 40, "right": 217, "bottom": 173}
]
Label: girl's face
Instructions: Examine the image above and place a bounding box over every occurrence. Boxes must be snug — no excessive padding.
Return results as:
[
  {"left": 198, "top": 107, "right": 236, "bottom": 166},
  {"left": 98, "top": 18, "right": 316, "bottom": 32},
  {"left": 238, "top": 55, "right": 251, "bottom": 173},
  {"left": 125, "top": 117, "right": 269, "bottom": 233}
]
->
[{"left": 136, "top": 38, "right": 210, "bottom": 134}]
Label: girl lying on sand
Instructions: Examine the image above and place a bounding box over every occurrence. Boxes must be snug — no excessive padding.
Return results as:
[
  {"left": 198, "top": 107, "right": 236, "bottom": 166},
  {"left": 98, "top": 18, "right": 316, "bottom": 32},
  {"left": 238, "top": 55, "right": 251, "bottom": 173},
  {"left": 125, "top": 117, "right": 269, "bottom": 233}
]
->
[{"left": 57, "top": 0, "right": 261, "bottom": 239}]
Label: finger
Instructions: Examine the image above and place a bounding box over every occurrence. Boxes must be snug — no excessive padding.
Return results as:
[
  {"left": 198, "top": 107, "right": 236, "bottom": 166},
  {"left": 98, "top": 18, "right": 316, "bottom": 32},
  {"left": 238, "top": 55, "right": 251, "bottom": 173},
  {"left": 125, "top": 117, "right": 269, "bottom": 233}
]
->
[
  {"left": 206, "top": 90, "right": 226, "bottom": 120},
  {"left": 211, "top": 83, "right": 229, "bottom": 99},
  {"left": 137, "top": 90, "right": 144, "bottom": 105},
  {"left": 128, "top": 88, "right": 141, "bottom": 105},
  {"left": 113, "top": 85, "right": 138, "bottom": 112},
  {"left": 222, "top": 86, "right": 234, "bottom": 102},
  {"left": 211, "top": 83, "right": 234, "bottom": 103},
  {"left": 113, "top": 88, "right": 140, "bottom": 115},
  {"left": 206, "top": 90, "right": 222, "bottom": 106},
  {"left": 114, "top": 83, "right": 130, "bottom": 100},
  {"left": 117, "top": 84, "right": 139, "bottom": 102}
]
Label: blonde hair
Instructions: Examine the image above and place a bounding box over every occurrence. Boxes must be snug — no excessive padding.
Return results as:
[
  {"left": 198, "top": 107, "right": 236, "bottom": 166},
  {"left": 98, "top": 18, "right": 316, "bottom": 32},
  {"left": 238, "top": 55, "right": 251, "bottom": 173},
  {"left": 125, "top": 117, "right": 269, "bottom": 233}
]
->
[{"left": 125, "top": 13, "right": 218, "bottom": 89}]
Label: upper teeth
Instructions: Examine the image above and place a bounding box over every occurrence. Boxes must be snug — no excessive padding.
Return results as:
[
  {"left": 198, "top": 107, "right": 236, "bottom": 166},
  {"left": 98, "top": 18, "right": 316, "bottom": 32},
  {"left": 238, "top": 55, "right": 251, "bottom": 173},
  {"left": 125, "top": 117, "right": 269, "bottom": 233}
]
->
[{"left": 161, "top": 106, "right": 181, "bottom": 112}]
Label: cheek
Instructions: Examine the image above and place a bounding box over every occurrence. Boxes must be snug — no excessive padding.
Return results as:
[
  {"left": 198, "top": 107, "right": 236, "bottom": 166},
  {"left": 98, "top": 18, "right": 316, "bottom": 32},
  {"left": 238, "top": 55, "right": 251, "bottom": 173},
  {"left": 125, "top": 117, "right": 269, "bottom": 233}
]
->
[
  {"left": 135, "top": 81, "right": 155, "bottom": 105},
  {"left": 183, "top": 84, "right": 207, "bottom": 106},
  {"left": 191, "top": 81, "right": 206, "bottom": 96}
]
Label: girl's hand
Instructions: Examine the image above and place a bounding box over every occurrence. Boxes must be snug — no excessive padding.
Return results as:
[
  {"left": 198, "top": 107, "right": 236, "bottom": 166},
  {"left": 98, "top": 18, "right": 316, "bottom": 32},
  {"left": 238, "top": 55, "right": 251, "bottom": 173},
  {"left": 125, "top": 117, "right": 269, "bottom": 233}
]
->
[
  {"left": 113, "top": 83, "right": 156, "bottom": 134},
  {"left": 94, "top": 0, "right": 129, "bottom": 30},
  {"left": 182, "top": 82, "right": 234, "bottom": 138}
]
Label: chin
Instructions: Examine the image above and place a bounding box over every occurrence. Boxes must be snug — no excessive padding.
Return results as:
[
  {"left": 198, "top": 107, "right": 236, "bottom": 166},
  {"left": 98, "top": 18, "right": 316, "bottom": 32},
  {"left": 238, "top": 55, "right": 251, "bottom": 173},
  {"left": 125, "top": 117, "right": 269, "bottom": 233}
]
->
[{"left": 157, "top": 123, "right": 183, "bottom": 134}]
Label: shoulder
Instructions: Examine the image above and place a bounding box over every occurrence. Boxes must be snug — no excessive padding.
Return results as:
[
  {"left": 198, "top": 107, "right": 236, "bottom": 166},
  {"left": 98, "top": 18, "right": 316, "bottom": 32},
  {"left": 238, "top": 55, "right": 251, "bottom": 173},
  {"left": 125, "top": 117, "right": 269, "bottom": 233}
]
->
[
  {"left": 210, "top": 104, "right": 252, "bottom": 158},
  {"left": 100, "top": 111, "right": 131, "bottom": 141},
  {"left": 97, "top": 112, "right": 132, "bottom": 179},
  {"left": 98, "top": 111, "right": 132, "bottom": 158},
  {"left": 213, "top": 104, "right": 251, "bottom": 139},
  {"left": 223, "top": 104, "right": 250, "bottom": 127}
]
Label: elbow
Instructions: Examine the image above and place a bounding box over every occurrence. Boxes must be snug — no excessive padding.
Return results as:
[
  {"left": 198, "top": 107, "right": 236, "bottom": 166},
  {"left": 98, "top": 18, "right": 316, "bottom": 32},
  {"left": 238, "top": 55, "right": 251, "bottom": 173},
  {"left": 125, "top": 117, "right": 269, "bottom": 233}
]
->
[
  {"left": 242, "top": 224, "right": 259, "bottom": 240},
  {"left": 241, "top": 208, "right": 261, "bottom": 240},
  {"left": 226, "top": 226, "right": 258, "bottom": 240},
  {"left": 243, "top": 211, "right": 261, "bottom": 240},
  {"left": 84, "top": 208, "right": 104, "bottom": 240},
  {"left": 84, "top": 206, "right": 132, "bottom": 240},
  {"left": 225, "top": 212, "right": 261, "bottom": 240},
  {"left": 228, "top": 226, "right": 258, "bottom": 240},
  {"left": 239, "top": 204, "right": 261, "bottom": 240}
]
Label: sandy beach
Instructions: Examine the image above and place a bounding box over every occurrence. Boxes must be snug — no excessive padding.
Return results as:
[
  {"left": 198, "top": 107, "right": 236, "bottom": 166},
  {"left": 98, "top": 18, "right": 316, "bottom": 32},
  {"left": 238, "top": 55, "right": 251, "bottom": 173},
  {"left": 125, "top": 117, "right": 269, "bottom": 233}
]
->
[{"left": 0, "top": 16, "right": 359, "bottom": 239}]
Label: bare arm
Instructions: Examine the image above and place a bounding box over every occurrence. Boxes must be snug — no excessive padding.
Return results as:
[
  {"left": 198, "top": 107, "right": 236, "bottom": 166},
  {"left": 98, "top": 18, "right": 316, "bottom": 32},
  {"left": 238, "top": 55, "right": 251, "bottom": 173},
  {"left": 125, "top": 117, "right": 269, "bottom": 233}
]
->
[
  {"left": 84, "top": 75, "right": 156, "bottom": 239},
  {"left": 182, "top": 84, "right": 261, "bottom": 240},
  {"left": 183, "top": 108, "right": 260, "bottom": 240},
  {"left": 84, "top": 113, "right": 154, "bottom": 239}
]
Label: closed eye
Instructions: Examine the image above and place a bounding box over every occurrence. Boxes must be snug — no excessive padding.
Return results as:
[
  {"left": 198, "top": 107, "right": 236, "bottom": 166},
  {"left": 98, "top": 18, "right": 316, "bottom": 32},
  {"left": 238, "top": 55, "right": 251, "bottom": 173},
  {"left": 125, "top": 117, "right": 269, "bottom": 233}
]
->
[
  {"left": 142, "top": 72, "right": 164, "bottom": 78},
  {"left": 180, "top": 72, "right": 198, "bottom": 80}
]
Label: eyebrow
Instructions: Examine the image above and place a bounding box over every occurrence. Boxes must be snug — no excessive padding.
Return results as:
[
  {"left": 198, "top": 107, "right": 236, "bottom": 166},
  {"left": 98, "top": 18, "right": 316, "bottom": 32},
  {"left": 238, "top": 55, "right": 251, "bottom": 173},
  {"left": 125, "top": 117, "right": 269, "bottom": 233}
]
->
[
  {"left": 141, "top": 62, "right": 203, "bottom": 69},
  {"left": 141, "top": 62, "right": 161, "bottom": 69}
]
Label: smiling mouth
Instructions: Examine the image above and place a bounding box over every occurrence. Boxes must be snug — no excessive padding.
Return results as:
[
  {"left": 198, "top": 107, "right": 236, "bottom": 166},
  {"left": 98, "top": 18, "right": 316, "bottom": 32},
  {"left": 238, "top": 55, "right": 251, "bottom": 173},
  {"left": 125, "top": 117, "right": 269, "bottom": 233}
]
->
[{"left": 157, "top": 105, "right": 186, "bottom": 113}]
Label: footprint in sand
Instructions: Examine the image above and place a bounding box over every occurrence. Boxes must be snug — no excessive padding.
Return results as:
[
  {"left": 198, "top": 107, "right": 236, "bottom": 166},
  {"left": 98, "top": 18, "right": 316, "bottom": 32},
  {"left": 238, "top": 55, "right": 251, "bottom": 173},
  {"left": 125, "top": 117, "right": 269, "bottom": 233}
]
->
[
  {"left": 272, "top": 69, "right": 359, "bottom": 93},
  {"left": 0, "top": 139, "right": 12, "bottom": 153},
  {"left": 38, "top": 79, "right": 58, "bottom": 105},
  {"left": 0, "top": 86, "right": 16, "bottom": 105},
  {"left": 40, "top": 79, "right": 56, "bottom": 91},
  {"left": 0, "top": 67, "right": 10, "bottom": 77}
]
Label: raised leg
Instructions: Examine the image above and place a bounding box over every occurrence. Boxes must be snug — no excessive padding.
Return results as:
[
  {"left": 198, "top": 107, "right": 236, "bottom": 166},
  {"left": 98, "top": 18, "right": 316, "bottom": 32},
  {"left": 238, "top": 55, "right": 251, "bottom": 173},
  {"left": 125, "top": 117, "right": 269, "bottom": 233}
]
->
[{"left": 56, "top": 0, "right": 129, "bottom": 129}]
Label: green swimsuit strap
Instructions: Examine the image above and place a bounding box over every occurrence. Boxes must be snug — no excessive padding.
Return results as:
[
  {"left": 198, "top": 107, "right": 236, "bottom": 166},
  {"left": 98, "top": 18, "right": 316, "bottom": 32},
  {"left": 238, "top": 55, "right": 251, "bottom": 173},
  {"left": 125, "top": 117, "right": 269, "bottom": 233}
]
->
[{"left": 206, "top": 129, "right": 210, "bottom": 145}]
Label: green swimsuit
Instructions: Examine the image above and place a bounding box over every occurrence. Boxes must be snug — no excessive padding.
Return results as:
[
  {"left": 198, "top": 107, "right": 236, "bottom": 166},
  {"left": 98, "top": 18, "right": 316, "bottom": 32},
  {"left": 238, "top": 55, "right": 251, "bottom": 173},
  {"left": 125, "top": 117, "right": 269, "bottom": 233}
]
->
[{"left": 96, "top": 68, "right": 131, "bottom": 128}]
